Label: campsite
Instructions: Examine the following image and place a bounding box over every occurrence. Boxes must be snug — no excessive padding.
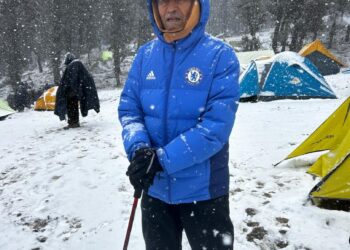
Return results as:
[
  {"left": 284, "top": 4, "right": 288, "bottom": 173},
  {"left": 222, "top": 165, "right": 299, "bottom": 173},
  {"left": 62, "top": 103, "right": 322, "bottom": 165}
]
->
[
  {"left": 239, "top": 43, "right": 344, "bottom": 101},
  {"left": 1, "top": 0, "right": 350, "bottom": 249},
  {"left": 0, "top": 63, "right": 349, "bottom": 250}
]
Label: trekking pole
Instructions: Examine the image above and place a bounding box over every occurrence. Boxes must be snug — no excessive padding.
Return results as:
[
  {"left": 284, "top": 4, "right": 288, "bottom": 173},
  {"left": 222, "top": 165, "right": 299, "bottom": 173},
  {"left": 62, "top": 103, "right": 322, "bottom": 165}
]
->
[{"left": 123, "top": 188, "right": 142, "bottom": 250}]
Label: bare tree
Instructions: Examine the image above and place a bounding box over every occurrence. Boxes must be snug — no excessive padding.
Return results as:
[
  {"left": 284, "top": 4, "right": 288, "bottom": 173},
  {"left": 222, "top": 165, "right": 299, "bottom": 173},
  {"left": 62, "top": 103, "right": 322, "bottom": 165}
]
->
[
  {"left": 137, "top": 0, "right": 153, "bottom": 48},
  {"left": 108, "top": 0, "right": 134, "bottom": 87},
  {"left": 327, "top": 0, "right": 349, "bottom": 48},
  {"left": 0, "top": 0, "right": 33, "bottom": 89},
  {"left": 269, "top": 0, "right": 326, "bottom": 52},
  {"left": 236, "top": 0, "right": 266, "bottom": 51}
]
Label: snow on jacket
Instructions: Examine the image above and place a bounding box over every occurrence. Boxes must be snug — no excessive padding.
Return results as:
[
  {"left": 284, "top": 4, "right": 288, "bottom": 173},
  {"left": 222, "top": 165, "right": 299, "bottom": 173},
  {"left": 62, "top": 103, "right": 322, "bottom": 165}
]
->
[{"left": 118, "top": 0, "right": 240, "bottom": 204}]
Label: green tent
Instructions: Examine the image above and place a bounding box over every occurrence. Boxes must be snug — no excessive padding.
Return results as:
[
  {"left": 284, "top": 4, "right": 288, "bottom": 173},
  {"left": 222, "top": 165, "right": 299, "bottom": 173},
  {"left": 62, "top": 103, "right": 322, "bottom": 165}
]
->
[
  {"left": 101, "top": 50, "right": 113, "bottom": 62},
  {"left": 236, "top": 50, "right": 275, "bottom": 66},
  {"left": 0, "top": 99, "right": 16, "bottom": 120}
]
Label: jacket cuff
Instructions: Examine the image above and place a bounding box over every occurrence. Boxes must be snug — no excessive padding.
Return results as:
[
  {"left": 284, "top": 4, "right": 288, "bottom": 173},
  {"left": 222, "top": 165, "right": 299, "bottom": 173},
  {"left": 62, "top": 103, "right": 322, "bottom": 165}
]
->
[{"left": 130, "top": 142, "right": 150, "bottom": 160}]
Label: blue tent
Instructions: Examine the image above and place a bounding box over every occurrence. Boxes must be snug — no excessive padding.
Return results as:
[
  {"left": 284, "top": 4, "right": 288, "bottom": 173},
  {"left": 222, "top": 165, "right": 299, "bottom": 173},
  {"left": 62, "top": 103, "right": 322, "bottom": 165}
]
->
[
  {"left": 239, "top": 51, "right": 337, "bottom": 101},
  {"left": 239, "top": 61, "right": 259, "bottom": 101}
]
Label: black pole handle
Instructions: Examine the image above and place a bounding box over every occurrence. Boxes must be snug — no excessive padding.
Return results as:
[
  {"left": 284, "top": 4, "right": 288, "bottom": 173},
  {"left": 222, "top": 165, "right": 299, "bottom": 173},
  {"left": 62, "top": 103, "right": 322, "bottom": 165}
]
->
[{"left": 134, "top": 188, "right": 142, "bottom": 199}]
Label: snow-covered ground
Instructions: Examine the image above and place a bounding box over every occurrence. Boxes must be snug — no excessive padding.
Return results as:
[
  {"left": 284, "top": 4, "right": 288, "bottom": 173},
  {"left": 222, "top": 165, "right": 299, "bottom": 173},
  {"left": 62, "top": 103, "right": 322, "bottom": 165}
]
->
[{"left": 1, "top": 72, "right": 350, "bottom": 250}]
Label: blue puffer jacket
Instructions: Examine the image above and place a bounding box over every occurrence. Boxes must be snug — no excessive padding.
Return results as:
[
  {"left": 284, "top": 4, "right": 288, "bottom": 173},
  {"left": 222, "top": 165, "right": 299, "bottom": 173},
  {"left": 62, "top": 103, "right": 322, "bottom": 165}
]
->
[{"left": 118, "top": 0, "right": 240, "bottom": 204}]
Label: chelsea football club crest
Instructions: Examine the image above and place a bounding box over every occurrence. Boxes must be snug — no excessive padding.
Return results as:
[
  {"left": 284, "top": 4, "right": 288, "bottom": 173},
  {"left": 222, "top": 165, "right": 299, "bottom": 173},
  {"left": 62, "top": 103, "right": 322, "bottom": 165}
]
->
[{"left": 185, "top": 67, "right": 203, "bottom": 85}]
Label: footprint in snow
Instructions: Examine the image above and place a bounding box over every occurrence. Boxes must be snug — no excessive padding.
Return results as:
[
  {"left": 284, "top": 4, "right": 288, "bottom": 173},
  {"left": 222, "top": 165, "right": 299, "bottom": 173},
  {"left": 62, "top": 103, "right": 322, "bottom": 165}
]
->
[
  {"left": 272, "top": 217, "right": 290, "bottom": 249},
  {"left": 246, "top": 221, "right": 260, "bottom": 227},
  {"left": 263, "top": 192, "right": 272, "bottom": 198},
  {"left": 79, "top": 220, "right": 112, "bottom": 239},
  {"left": 275, "top": 217, "right": 290, "bottom": 235},
  {"left": 229, "top": 188, "right": 243, "bottom": 196},
  {"left": 274, "top": 239, "right": 289, "bottom": 249},
  {"left": 275, "top": 217, "right": 289, "bottom": 225},
  {"left": 77, "top": 154, "right": 87, "bottom": 159},
  {"left": 81, "top": 181, "right": 98, "bottom": 189},
  {"left": 58, "top": 217, "right": 82, "bottom": 241},
  {"left": 118, "top": 185, "right": 127, "bottom": 192},
  {"left": 246, "top": 226, "right": 268, "bottom": 242},
  {"left": 245, "top": 208, "right": 258, "bottom": 217},
  {"left": 256, "top": 181, "right": 265, "bottom": 189}
]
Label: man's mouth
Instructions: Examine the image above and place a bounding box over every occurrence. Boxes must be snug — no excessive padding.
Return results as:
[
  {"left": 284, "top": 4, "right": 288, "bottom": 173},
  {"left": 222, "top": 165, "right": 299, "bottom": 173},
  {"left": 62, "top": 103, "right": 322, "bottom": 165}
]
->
[{"left": 166, "top": 17, "right": 181, "bottom": 22}]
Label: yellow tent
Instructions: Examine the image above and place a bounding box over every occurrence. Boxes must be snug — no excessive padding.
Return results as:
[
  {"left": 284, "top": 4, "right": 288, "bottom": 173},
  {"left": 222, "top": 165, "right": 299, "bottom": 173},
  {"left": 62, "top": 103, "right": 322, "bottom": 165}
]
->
[
  {"left": 310, "top": 132, "right": 350, "bottom": 200},
  {"left": 308, "top": 130, "right": 350, "bottom": 178},
  {"left": 284, "top": 97, "right": 350, "bottom": 164},
  {"left": 299, "top": 39, "right": 346, "bottom": 76},
  {"left": 282, "top": 97, "right": 350, "bottom": 209},
  {"left": 34, "top": 86, "right": 58, "bottom": 111}
]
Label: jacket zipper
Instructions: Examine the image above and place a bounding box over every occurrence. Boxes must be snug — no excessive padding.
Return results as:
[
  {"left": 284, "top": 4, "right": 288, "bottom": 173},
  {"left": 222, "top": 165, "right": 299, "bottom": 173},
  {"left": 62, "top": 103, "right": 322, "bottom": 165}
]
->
[{"left": 164, "top": 43, "right": 176, "bottom": 203}]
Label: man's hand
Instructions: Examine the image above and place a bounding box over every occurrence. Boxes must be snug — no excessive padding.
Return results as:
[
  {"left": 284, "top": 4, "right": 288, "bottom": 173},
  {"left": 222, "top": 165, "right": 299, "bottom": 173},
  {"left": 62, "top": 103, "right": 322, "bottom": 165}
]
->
[{"left": 126, "top": 148, "right": 163, "bottom": 193}]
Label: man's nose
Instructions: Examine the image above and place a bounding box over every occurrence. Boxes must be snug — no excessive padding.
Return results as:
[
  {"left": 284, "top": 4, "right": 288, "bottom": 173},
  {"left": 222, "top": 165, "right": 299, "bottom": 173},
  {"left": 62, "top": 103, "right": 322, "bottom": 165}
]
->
[{"left": 166, "top": 0, "right": 178, "bottom": 12}]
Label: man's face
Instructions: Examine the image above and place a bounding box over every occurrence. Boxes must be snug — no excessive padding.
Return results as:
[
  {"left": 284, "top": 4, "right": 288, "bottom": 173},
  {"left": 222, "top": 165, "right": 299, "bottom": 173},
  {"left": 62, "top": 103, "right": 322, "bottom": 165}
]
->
[{"left": 157, "top": 0, "right": 193, "bottom": 32}]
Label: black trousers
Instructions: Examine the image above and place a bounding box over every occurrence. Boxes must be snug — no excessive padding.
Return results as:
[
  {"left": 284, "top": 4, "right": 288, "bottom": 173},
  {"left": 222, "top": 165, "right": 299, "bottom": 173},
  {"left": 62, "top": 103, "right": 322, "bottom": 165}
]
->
[
  {"left": 141, "top": 194, "right": 234, "bottom": 250},
  {"left": 67, "top": 94, "right": 79, "bottom": 125}
]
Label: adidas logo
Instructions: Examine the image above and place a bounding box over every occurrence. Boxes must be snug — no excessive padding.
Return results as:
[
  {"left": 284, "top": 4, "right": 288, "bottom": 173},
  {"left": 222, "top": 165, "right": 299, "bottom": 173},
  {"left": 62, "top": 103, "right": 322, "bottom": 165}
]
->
[{"left": 146, "top": 70, "right": 156, "bottom": 80}]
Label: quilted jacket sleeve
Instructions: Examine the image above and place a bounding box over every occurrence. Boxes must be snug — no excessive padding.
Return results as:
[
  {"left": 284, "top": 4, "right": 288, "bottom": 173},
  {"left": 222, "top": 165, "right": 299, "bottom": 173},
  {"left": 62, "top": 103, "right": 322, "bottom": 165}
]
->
[
  {"left": 157, "top": 46, "right": 240, "bottom": 175},
  {"left": 118, "top": 49, "right": 151, "bottom": 160}
]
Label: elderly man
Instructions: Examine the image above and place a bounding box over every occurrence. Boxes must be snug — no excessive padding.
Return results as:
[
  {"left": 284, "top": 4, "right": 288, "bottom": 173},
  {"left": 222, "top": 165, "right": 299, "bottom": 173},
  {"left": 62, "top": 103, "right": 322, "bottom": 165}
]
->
[{"left": 118, "top": 0, "right": 240, "bottom": 249}]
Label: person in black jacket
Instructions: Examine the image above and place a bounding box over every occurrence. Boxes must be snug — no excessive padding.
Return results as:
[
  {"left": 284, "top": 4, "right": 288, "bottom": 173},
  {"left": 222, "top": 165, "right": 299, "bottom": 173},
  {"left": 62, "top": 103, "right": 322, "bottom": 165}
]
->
[
  {"left": 7, "top": 81, "right": 32, "bottom": 112},
  {"left": 54, "top": 53, "right": 100, "bottom": 129}
]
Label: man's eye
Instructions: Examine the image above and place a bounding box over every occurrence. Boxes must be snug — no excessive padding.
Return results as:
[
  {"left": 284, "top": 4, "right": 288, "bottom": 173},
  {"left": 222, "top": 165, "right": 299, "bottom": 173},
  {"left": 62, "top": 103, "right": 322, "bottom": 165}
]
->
[
  {"left": 158, "top": 0, "right": 169, "bottom": 5},
  {"left": 158, "top": 0, "right": 192, "bottom": 5}
]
